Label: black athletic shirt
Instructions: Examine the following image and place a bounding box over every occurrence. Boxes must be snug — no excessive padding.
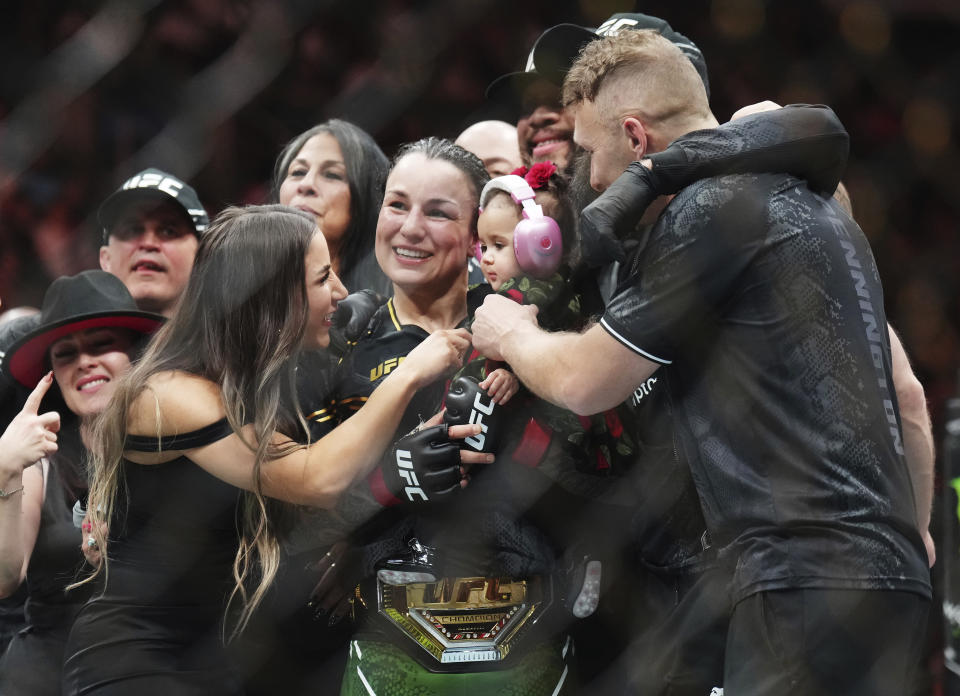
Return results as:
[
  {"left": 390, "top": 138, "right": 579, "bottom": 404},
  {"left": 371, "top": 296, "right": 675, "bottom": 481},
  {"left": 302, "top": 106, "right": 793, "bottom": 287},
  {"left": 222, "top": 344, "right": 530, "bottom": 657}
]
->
[
  {"left": 335, "top": 295, "right": 472, "bottom": 436},
  {"left": 334, "top": 287, "right": 563, "bottom": 577},
  {"left": 601, "top": 172, "right": 930, "bottom": 602}
]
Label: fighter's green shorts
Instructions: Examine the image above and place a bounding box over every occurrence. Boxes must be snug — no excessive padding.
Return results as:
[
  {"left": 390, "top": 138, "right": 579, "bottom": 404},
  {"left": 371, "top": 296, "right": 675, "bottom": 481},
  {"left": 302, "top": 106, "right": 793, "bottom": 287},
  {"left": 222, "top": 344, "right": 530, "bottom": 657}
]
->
[{"left": 339, "top": 636, "right": 576, "bottom": 696}]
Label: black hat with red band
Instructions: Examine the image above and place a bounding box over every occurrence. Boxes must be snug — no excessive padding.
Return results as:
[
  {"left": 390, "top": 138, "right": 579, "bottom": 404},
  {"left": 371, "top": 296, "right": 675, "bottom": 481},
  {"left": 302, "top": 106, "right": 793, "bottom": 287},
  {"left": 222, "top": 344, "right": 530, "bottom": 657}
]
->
[{"left": 2, "top": 271, "right": 164, "bottom": 387}]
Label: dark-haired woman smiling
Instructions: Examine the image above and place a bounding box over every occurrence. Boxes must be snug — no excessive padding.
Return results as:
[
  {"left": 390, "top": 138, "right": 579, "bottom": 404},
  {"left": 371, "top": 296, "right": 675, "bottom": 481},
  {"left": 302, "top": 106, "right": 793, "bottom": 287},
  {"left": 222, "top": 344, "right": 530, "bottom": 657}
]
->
[
  {"left": 275, "top": 119, "right": 392, "bottom": 296},
  {"left": 335, "top": 139, "right": 576, "bottom": 695}
]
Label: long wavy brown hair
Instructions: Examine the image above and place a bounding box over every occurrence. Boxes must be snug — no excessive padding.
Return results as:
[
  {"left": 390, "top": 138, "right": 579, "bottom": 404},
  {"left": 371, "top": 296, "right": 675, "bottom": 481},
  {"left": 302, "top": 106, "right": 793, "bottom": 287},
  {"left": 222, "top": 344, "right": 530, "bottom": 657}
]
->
[{"left": 83, "top": 204, "right": 316, "bottom": 637}]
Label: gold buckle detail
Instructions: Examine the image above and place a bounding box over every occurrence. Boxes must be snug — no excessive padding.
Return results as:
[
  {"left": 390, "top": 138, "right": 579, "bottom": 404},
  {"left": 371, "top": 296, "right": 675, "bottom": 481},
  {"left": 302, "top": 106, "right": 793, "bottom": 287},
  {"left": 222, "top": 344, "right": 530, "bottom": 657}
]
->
[{"left": 378, "top": 576, "right": 547, "bottom": 664}]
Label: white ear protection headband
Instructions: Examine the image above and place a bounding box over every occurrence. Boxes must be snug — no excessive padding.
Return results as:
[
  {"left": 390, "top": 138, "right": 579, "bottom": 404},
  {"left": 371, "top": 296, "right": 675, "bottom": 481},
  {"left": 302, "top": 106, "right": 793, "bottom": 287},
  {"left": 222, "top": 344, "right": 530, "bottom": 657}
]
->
[{"left": 477, "top": 175, "right": 562, "bottom": 278}]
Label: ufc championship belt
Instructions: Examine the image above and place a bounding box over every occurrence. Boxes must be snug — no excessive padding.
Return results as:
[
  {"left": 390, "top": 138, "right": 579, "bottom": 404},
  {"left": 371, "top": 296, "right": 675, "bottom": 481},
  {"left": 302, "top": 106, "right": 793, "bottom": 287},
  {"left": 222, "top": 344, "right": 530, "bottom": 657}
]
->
[{"left": 371, "top": 575, "right": 553, "bottom": 666}]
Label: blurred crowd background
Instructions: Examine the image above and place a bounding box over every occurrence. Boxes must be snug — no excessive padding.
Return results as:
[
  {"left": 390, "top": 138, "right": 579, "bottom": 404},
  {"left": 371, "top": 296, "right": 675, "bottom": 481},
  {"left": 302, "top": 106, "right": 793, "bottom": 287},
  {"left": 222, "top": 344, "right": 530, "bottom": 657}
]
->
[{"left": 0, "top": 0, "right": 957, "bottom": 689}]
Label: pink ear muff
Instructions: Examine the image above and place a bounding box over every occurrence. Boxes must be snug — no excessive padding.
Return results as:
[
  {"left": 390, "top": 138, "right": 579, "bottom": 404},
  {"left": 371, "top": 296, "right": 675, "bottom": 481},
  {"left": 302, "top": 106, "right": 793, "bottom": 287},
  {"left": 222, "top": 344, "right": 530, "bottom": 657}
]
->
[
  {"left": 478, "top": 173, "right": 564, "bottom": 280},
  {"left": 513, "top": 216, "right": 562, "bottom": 278},
  {"left": 474, "top": 240, "right": 484, "bottom": 265}
]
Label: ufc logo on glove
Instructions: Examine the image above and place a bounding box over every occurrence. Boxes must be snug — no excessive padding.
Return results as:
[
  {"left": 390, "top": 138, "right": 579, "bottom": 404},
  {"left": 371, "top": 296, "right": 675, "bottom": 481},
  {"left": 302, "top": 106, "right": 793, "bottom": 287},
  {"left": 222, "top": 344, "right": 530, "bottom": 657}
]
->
[{"left": 395, "top": 448, "right": 428, "bottom": 502}]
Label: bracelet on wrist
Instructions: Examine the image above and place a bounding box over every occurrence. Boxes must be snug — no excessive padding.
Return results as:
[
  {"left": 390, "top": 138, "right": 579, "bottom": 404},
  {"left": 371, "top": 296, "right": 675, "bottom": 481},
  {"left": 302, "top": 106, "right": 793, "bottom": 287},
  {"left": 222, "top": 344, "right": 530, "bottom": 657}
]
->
[{"left": 0, "top": 485, "right": 24, "bottom": 499}]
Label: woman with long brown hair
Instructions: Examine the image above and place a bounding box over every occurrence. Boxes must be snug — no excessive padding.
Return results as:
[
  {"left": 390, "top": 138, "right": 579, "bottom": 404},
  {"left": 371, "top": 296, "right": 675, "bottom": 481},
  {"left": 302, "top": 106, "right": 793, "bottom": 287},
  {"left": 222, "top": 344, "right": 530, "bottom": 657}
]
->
[{"left": 60, "top": 205, "right": 484, "bottom": 694}]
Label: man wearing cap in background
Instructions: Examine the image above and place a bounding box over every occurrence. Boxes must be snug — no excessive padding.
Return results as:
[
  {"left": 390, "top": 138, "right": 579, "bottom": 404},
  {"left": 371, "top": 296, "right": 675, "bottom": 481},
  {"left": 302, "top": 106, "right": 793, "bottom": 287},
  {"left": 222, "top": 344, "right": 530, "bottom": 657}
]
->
[
  {"left": 98, "top": 168, "right": 209, "bottom": 318},
  {"left": 486, "top": 12, "right": 709, "bottom": 181},
  {"left": 485, "top": 42, "right": 576, "bottom": 173}
]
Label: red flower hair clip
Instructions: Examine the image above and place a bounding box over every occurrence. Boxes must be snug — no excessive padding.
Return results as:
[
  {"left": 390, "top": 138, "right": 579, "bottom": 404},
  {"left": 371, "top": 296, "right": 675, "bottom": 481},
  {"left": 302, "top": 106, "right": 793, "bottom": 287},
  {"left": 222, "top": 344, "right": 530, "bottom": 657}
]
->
[{"left": 509, "top": 161, "right": 558, "bottom": 190}]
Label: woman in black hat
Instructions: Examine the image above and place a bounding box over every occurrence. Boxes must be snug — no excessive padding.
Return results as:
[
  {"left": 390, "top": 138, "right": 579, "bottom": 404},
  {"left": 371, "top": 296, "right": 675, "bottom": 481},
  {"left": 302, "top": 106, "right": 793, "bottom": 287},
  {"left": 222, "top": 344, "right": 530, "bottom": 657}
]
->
[
  {"left": 60, "top": 205, "right": 485, "bottom": 695},
  {"left": 0, "top": 270, "right": 164, "bottom": 696}
]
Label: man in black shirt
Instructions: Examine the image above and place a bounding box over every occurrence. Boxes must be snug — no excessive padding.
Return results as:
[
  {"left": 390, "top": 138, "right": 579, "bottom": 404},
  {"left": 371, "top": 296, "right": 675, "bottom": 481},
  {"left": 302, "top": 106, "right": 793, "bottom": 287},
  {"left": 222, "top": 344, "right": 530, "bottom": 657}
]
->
[{"left": 472, "top": 28, "right": 932, "bottom": 696}]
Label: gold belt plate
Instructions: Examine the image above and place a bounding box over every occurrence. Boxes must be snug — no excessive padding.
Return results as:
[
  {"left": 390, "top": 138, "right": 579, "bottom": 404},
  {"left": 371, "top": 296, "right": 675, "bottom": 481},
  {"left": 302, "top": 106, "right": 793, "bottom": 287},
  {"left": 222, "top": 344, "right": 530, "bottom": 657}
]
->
[{"left": 378, "top": 576, "right": 547, "bottom": 664}]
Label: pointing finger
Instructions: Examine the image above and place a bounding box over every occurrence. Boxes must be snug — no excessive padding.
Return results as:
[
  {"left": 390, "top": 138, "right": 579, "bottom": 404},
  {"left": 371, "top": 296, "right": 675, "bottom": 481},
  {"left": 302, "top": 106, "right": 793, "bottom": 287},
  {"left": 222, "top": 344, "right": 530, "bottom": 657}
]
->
[{"left": 23, "top": 372, "right": 54, "bottom": 415}]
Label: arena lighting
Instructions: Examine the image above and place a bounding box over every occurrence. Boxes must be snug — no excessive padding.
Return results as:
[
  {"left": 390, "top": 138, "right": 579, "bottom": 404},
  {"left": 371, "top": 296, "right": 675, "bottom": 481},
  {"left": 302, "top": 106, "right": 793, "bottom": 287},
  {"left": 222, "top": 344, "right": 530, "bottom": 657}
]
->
[
  {"left": 74, "top": 0, "right": 328, "bottom": 240},
  {"left": 113, "top": 0, "right": 323, "bottom": 182},
  {"left": 61, "top": 0, "right": 494, "bottom": 242},
  {"left": 0, "top": 0, "right": 158, "bottom": 193},
  {"left": 322, "top": 0, "right": 497, "bottom": 135}
]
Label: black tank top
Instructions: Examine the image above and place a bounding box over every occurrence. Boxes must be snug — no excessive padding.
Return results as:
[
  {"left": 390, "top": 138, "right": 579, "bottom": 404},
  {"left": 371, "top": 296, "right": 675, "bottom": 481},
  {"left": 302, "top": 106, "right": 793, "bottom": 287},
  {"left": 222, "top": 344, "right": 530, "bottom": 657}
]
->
[{"left": 104, "top": 418, "right": 240, "bottom": 608}]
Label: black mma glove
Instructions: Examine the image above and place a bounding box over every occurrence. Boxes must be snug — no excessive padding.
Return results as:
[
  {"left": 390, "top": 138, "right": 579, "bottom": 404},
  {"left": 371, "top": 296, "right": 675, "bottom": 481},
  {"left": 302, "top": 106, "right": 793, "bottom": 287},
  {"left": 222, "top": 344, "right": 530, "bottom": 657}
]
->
[
  {"left": 579, "top": 161, "right": 661, "bottom": 268},
  {"left": 377, "top": 425, "right": 462, "bottom": 505},
  {"left": 443, "top": 376, "right": 505, "bottom": 454},
  {"left": 329, "top": 290, "right": 386, "bottom": 356}
]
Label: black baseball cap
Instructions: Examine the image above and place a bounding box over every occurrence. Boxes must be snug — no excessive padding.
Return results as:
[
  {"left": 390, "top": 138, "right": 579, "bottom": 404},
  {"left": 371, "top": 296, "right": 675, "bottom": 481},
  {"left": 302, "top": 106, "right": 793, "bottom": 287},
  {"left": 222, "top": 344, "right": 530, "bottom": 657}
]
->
[
  {"left": 486, "top": 12, "right": 709, "bottom": 116},
  {"left": 484, "top": 43, "right": 555, "bottom": 119},
  {"left": 98, "top": 168, "right": 209, "bottom": 244},
  {"left": 534, "top": 13, "right": 710, "bottom": 96}
]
